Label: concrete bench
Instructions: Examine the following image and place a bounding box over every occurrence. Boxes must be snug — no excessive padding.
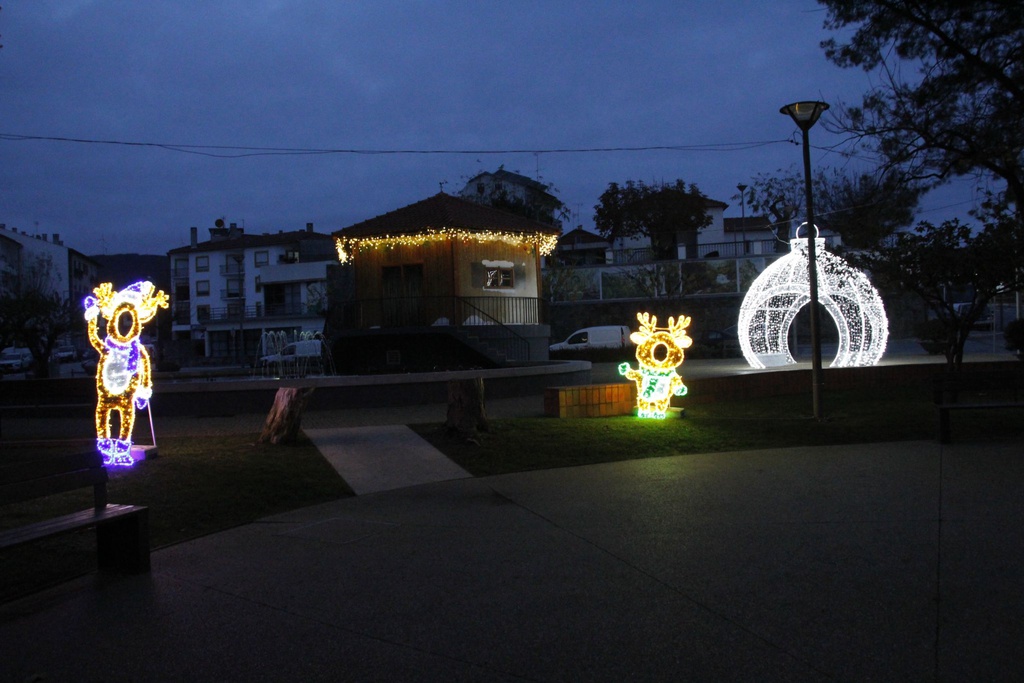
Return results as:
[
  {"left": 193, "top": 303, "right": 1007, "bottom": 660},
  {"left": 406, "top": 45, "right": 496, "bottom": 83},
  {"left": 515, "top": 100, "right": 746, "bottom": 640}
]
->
[
  {"left": 544, "top": 383, "right": 636, "bottom": 418},
  {"left": 0, "top": 451, "right": 150, "bottom": 574},
  {"left": 933, "top": 370, "right": 1024, "bottom": 444}
]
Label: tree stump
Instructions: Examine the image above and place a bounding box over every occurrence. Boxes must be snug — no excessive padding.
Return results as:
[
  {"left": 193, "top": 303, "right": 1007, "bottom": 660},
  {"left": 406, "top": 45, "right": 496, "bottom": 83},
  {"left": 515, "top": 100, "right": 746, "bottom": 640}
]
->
[
  {"left": 445, "top": 378, "right": 488, "bottom": 439},
  {"left": 258, "top": 387, "right": 315, "bottom": 445}
]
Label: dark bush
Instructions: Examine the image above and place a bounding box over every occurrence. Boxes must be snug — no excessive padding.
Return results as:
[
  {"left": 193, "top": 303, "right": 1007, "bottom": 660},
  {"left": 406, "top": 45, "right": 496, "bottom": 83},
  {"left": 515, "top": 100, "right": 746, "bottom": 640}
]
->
[{"left": 1004, "top": 318, "right": 1024, "bottom": 353}]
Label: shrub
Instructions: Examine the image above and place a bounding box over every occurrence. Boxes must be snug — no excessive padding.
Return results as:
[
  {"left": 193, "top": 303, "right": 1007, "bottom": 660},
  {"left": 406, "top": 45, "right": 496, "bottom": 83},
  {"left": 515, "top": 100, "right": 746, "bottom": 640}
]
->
[{"left": 1004, "top": 318, "right": 1024, "bottom": 352}]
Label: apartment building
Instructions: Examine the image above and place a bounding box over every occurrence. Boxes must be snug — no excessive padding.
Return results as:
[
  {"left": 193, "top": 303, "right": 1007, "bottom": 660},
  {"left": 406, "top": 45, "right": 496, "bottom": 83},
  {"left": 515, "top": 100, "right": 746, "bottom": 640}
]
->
[
  {"left": 0, "top": 224, "right": 100, "bottom": 302},
  {"left": 168, "top": 221, "right": 337, "bottom": 361}
]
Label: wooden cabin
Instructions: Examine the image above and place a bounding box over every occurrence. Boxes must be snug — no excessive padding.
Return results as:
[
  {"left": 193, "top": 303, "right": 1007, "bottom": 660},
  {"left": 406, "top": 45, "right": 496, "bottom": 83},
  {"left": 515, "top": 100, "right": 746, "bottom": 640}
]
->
[{"left": 332, "top": 193, "right": 560, "bottom": 370}]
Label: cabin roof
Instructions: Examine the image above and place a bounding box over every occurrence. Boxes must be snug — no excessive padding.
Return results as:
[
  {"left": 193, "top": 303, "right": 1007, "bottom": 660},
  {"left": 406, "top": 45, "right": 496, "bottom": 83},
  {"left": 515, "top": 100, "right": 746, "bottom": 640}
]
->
[{"left": 334, "top": 192, "right": 561, "bottom": 239}]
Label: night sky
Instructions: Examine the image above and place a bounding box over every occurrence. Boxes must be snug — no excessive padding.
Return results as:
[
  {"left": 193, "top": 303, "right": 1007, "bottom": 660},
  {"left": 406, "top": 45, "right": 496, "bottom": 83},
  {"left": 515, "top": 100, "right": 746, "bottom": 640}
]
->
[{"left": 1, "top": 1, "right": 979, "bottom": 256}]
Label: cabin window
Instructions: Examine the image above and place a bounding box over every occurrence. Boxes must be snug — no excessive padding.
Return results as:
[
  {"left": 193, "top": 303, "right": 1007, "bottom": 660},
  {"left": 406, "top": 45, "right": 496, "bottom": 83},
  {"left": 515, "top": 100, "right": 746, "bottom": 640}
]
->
[
  {"left": 485, "top": 267, "right": 513, "bottom": 289},
  {"left": 482, "top": 259, "right": 515, "bottom": 289}
]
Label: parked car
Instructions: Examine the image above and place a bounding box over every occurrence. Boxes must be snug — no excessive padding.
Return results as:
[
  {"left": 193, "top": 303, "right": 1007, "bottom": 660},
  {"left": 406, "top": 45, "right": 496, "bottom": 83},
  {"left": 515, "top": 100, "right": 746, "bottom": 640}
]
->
[
  {"left": 54, "top": 345, "right": 80, "bottom": 362},
  {"left": 699, "top": 326, "right": 740, "bottom": 357},
  {"left": 549, "top": 325, "right": 632, "bottom": 352},
  {"left": 0, "top": 347, "right": 34, "bottom": 373}
]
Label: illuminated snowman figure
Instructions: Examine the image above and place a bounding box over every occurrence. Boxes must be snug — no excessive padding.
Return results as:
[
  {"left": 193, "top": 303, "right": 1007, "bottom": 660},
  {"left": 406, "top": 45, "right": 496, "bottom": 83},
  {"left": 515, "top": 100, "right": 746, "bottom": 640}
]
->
[
  {"left": 618, "top": 312, "right": 693, "bottom": 419},
  {"left": 85, "top": 281, "right": 169, "bottom": 466}
]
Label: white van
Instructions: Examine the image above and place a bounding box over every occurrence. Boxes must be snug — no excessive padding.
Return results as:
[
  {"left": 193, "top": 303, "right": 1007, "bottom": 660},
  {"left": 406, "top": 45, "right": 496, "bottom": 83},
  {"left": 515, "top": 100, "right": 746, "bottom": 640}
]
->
[
  {"left": 259, "top": 339, "right": 322, "bottom": 364},
  {"left": 549, "top": 326, "right": 631, "bottom": 352}
]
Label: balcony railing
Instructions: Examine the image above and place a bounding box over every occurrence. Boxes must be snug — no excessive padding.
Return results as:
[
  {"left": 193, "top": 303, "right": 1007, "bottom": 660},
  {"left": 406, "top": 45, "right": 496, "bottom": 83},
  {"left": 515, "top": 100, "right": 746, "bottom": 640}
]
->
[
  {"left": 341, "top": 296, "right": 544, "bottom": 329},
  {"left": 220, "top": 262, "right": 245, "bottom": 276},
  {"left": 339, "top": 296, "right": 538, "bottom": 362},
  {"left": 174, "top": 302, "right": 325, "bottom": 325},
  {"left": 602, "top": 236, "right": 841, "bottom": 265}
]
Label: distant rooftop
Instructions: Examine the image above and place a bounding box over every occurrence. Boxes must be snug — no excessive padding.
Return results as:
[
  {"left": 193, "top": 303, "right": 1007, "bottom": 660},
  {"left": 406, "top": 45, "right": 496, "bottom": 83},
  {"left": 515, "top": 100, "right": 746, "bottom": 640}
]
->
[{"left": 168, "top": 227, "right": 333, "bottom": 254}]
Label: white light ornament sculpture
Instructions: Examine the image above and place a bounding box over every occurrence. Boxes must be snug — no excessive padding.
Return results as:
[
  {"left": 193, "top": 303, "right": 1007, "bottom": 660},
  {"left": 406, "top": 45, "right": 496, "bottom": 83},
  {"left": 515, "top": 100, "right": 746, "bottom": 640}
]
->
[{"left": 738, "top": 224, "right": 888, "bottom": 369}]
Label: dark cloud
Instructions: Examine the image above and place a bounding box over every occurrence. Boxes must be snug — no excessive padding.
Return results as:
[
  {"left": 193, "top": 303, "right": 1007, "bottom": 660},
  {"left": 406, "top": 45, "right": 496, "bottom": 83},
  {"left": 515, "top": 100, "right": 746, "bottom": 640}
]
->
[{"left": 1, "top": 1, "right": 978, "bottom": 255}]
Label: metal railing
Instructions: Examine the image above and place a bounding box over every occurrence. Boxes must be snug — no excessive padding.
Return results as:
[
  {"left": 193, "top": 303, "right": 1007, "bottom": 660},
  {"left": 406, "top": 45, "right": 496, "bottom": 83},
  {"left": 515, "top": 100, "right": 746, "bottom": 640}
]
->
[
  {"left": 341, "top": 296, "right": 543, "bottom": 329},
  {"left": 339, "top": 296, "right": 543, "bottom": 363},
  {"left": 456, "top": 297, "right": 530, "bottom": 362},
  {"left": 172, "top": 302, "right": 325, "bottom": 325},
  {"left": 602, "top": 237, "right": 841, "bottom": 265}
]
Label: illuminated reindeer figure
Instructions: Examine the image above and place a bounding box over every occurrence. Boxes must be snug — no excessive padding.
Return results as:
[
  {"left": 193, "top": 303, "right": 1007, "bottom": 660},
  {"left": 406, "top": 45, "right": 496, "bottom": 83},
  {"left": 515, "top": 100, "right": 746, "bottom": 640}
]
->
[
  {"left": 618, "top": 312, "right": 693, "bottom": 419},
  {"left": 85, "top": 281, "right": 169, "bottom": 466}
]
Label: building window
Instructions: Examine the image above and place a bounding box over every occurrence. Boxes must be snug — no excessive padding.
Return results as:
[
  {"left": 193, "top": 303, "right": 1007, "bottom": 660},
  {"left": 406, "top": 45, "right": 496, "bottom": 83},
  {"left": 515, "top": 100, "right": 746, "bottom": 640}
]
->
[
  {"left": 223, "top": 254, "right": 244, "bottom": 275},
  {"left": 254, "top": 251, "right": 269, "bottom": 267},
  {"left": 485, "top": 266, "right": 514, "bottom": 289},
  {"left": 196, "top": 280, "right": 210, "bottom": 297},
  {"left": 226, "top": 279, "right": 243, "bottom": 298},
  {"left": 196, "top": 255, "right": 209, "bottom": 272},
  {"left": 196, "top": 305, "right": 210, "bottom": 322},
  {"left": 173, "top": 258, "right": 188, "bottom": 278}
]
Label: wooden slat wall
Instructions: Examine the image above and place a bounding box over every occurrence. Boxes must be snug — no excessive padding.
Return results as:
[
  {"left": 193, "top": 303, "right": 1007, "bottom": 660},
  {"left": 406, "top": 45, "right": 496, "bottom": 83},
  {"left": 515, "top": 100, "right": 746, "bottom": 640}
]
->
[
  {"left": 353, "top": 240, "right": 454, "bottom": 300},
  {"left": 349, "top": 236, "right": 544, "bottom": 327}
]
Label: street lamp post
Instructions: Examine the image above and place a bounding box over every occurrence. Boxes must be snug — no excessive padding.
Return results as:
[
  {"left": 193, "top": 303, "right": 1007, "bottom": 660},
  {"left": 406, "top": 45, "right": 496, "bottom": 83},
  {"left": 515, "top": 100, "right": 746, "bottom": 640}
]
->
[{"left": 780, "top": 100, "right": 828, "bottom": 421}]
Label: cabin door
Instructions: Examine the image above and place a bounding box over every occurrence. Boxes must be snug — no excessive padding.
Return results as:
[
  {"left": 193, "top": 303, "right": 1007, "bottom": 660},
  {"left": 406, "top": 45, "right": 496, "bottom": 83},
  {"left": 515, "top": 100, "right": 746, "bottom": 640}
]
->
[{"left": 381, "top": 264, "right": 423, "bottom": 326}]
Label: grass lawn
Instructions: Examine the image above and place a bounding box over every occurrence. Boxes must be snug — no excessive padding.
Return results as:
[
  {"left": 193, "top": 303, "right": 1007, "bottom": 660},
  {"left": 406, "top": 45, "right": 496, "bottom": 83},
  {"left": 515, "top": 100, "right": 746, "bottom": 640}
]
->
[
  {"left": 0, "top": 433, "right": 352, "bottom": 603},
  {"left": 412, "top": 383, "right": 1022, "bottom": 476}
]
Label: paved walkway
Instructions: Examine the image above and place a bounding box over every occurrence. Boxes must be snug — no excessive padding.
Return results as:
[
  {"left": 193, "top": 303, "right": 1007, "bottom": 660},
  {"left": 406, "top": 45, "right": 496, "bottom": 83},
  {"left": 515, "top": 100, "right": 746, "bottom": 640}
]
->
[
  {"left": 2, "top": 436, "right": 1023, "bottom": 681},
  {"left": 305, "top": 425, "right": 471, "bottom": 495}
]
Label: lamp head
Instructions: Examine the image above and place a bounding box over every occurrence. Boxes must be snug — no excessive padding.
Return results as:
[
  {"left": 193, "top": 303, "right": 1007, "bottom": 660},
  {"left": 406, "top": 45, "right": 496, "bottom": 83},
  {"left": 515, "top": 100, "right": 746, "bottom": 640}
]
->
[{"left": 780, "top": 101, "right": 829, "bottom": 131}]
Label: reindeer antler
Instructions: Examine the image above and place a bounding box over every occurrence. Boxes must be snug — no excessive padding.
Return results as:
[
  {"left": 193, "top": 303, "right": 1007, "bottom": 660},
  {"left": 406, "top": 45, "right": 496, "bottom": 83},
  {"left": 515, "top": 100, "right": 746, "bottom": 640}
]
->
[
  {"left": 92, "top": 283, "right": 117, "bottom": 314},
  {"left": 668, "top": 315, "right": 691, "bottom": 334},
  {"left": 636, "top": 311, "right": 658, "bottom": 335},
  {"left": 668, "top": 315, "right": 694, "bottom": 349}
]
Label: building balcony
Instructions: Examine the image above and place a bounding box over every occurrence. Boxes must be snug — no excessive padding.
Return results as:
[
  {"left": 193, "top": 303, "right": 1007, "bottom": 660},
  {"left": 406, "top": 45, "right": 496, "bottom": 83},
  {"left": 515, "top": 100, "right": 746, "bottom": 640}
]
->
[
  {"left": 220, "top": 263, "right": 245, "bottom": 276},
  {"left": 172, "top": 302, "right": 191, "bottom": 325},
  {"left": 341, "top": 295, "right": 544, "bottom": 329},
  {"left": 187, "top": 302, "right": 325, "bottom": 325}
]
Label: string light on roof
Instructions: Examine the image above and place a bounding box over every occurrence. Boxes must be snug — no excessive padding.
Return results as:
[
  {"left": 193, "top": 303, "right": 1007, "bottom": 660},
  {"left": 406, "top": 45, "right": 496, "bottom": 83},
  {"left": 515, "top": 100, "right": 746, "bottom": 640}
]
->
[
  {"left": 738, "top": 224, "right": 888, "bottom": 370},
  {"left": 335, "top": 227, "right": 559, "bottom": 263}
]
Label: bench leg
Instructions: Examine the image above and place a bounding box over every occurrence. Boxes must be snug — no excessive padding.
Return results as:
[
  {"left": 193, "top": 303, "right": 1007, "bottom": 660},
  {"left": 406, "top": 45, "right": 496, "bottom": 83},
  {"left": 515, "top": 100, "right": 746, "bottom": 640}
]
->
[{"left": 96, "top": 510, "right": 151, "bottom": 574}]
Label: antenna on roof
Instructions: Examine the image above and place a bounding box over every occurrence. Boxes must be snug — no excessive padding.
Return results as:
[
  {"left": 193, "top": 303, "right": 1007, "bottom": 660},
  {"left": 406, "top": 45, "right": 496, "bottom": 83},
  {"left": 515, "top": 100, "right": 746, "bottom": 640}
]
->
[{"left": 439, "top": 180, "right": 448, "bottom": 193}]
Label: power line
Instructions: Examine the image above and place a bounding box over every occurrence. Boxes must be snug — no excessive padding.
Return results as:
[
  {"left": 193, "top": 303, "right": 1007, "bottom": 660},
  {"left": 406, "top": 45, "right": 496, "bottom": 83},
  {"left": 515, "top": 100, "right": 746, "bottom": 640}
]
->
[{"left": 0, "top": 133, "right": 789, "bottom": 159}]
